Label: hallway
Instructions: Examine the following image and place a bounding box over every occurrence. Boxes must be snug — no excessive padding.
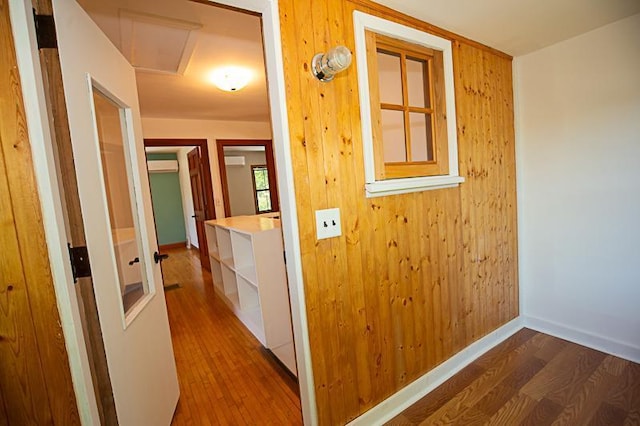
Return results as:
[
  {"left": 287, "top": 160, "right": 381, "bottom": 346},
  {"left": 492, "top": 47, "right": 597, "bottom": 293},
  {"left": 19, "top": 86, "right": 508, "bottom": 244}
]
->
[{"left": 161, "top": 247, "right": 302, "bottom": 425}]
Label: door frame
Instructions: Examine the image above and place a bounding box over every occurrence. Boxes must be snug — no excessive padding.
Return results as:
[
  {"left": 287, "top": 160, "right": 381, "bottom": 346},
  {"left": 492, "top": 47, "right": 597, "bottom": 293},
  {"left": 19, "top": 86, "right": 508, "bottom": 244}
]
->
[
  {"left": 11, "top": 0, "right": 316, "bottom": 424},
  {"left": 216, "top": 139, "right": 279, "bottom": 216},
  {"left": 144, "top": 138, "right": 216, "bottom": 254}
]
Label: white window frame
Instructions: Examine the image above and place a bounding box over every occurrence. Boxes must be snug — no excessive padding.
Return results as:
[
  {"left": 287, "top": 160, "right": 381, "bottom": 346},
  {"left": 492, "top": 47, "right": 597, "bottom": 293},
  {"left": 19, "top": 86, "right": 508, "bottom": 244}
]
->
[{"left": 353, "top": 11, "right": 464, "bottom": 197}]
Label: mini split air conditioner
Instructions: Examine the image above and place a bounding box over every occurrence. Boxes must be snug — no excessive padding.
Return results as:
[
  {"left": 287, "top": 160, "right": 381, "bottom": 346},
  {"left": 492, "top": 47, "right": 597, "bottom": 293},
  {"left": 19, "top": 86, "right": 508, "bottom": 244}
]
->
[
  {"left": 224, "top": 156, "right": 245, "bottom": 166},
  {"left": 147, "top": 160, "right": 179, "bottom": 173}
]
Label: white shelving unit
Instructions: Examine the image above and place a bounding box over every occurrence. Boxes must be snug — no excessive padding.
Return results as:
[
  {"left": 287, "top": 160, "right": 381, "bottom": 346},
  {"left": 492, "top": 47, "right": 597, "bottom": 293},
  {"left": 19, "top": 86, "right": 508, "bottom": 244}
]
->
[{"left": 205, "top": 216, "right": 297, "bottom": 376}]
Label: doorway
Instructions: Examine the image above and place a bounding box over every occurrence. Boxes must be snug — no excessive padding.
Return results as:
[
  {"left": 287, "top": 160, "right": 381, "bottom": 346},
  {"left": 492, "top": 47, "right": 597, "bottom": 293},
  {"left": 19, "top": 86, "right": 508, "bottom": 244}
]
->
[
  {"left": 217, "top": 139, "right": 279, "bottom": 217},
  {"left": 144, "top": 138, "right": 215, "bottom": 271},
  {"left": 70, "top": 0, "right": 304, "bottom": 422},
  {"left": 16, "top": 0, "right": 313, "bottom": 422}
]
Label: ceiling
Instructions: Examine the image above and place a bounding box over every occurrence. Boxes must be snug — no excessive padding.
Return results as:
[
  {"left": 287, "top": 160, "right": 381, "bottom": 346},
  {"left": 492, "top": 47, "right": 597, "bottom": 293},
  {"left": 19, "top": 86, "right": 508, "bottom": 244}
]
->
[
  {"left": 372, "top": 0, "right": 640, "bottom": 56},
  {"left": 78, "top": 0, "right": 269, "bottom": 122},
  {"left": 78, "top": 0, "right": 640, "bottom": 123}
]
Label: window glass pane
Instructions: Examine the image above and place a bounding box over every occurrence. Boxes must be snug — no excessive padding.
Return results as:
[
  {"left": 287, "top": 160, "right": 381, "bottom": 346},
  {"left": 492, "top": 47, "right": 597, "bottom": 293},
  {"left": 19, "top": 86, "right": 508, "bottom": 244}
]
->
[
  {"left": 256, "top": 190, "right": 271, "bottom": 212},
  {"left": 376, "top": 50, "right": 403, "bottom": 105},
  {"left": 253, "top": 167, "right": 269, "bottom": 190},
  {"left": 93, "top": 88, "right": 149, "bottom": 316},
  {"left": 381, "top": 109, "right": 406, "bottom": 162},
  {"left": 409, "top": 112, "right": 433, "bottom": 161},
  {"left": 406, "top": 57, "right": 430, "bottom": 108}
]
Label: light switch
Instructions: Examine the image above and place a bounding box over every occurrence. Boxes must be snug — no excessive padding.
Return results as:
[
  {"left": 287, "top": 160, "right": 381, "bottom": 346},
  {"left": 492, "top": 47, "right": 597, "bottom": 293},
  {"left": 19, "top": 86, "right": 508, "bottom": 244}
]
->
[{"left": 315, "top": 208, "right": 341, "bottom": 240}]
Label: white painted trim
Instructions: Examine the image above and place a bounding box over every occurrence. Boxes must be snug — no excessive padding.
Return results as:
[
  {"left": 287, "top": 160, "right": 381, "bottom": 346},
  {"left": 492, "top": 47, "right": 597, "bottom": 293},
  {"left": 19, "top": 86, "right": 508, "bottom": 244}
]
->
[
  {"left": 348, "top": 317, "right": 524, "bottom": 425},
  {"left": 523, "top": 316, "right": 640, "bottom": 363},
  {"left": 8, "top": 0, "right": 100, "bottom": 423},
  {"left": 353, "top": 11, "right": 461, "bottom": 196},
  {"left": 204, "top": 1, "right": 316, "bottom": 424},
  {"left": 365, "top": 175, "right": 464, "bottom": 197},
  {"left": 512, "top": 59, "right": 526, "bottom": 319}
]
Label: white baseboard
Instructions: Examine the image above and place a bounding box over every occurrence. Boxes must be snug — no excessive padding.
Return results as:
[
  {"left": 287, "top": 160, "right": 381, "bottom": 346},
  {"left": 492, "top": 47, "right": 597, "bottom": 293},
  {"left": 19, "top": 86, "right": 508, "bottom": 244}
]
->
[
  {"left": 347, "top": 314, "right": 640, "bottom": 426},
  {"left": 523, "top": 315, "right": 640, "bottom": 363},
  {"left": 347, "top": 317, "right": 524, "bottom": 425}
]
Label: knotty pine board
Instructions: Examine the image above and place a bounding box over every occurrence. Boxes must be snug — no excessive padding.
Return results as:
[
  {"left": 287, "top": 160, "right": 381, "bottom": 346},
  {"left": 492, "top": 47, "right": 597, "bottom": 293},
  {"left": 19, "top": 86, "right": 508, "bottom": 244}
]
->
[{"left": 278, "top": 0, "right": 518, "bottom": 424}]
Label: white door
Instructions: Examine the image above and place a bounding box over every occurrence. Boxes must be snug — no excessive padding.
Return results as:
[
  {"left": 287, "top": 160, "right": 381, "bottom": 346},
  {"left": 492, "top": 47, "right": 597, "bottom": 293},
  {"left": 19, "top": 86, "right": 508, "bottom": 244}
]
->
[{"left": 51, "top": 0, "right": 179, "bottom": 424}]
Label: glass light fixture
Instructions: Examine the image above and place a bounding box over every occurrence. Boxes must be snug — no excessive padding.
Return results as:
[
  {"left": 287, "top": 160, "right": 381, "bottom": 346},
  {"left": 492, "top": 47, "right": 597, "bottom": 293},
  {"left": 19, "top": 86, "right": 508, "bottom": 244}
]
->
[
  {"left": 209, "top": 66, "right": 252, "bottom": 92},
  {"left": 312, "top": 45, "right": 352, "bottom": 82}
]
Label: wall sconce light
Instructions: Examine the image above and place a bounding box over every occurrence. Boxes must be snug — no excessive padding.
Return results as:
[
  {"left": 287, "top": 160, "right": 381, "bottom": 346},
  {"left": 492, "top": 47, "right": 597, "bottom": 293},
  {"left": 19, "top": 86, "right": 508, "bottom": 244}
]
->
[{"left": 312, "top": 45, "right": 352, "bottom": 82}]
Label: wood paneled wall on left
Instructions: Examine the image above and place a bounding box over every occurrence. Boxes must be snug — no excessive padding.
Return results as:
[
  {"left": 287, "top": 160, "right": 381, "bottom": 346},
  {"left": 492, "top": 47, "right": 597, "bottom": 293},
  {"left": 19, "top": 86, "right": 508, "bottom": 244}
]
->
[
  {"left": 0, "top": 0, "right": 79, "bottom": 422},
  {"left": 278, "top": 0, "right": 518, "bottom": 424}
]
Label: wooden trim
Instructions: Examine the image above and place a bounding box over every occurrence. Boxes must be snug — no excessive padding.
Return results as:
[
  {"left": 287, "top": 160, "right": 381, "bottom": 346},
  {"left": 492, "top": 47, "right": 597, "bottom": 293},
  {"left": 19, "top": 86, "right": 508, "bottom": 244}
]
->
[
  {"left": 159, "top": 242, "right": 187, "bottom": 251},
  {"left": 143, "top": 138, "right": 216, "bottom": 222},
  {"left": 367, "top": 31, "right": 448, "bottom": 179},
  {"left": 348, "top": 0, "right": 512, "bottom": 59},
  {"left": 365, "top": 30, "right": 387, "bottom": 180},
  {"left": 216, "top": 139, "right": 279, "bottom": 216},
  {"left": 1, "top": 1, "right": 79, "bottom": 422},
  {"left": 31, "top": 0, "right": 117, "bottom": 423}
]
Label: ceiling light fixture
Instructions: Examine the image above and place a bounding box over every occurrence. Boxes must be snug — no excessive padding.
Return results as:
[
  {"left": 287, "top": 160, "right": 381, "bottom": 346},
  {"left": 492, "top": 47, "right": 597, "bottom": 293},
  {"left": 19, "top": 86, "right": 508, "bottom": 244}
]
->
[{"left": 209, "top": 67, "right": 252, "bottom": 92}]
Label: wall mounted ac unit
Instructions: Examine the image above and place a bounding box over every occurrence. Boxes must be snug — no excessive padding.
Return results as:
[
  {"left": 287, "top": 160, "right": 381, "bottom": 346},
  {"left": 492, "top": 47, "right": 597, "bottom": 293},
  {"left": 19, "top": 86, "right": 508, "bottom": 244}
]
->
[
  {"left": 148, "top": 160, "right": 179, "bottom": 173},
  {"left": 224, "top": 156, "right": 245, "bottom": 166}
]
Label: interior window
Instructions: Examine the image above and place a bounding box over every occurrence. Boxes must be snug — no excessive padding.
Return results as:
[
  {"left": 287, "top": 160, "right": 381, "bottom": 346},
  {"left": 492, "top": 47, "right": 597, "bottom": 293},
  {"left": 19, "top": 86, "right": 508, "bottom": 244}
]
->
[
  {"left": 367, "top": 31, "right": 449, "bottom": 179},
  {"left": 354, "top": 11, "right": 464, "bottom": 197}
]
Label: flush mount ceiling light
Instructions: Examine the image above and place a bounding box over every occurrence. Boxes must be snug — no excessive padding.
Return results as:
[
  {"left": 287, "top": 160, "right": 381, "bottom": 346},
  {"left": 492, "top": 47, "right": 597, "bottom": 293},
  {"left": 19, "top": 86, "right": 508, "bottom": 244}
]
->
[{"left": 208, "top": 67, "right": 253, "bottom": 92}]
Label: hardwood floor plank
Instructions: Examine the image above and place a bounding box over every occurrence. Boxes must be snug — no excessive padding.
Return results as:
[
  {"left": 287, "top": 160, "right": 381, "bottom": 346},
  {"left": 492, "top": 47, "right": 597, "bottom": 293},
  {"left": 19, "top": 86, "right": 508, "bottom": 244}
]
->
[
  {"left": 472, "top": 328, "right": 538, "bottom": 369},
  {"left": 588, "top": 402, "right": 627, "bottom": 425},
  {"left": 395, "top": 363, "right": 486, "bottom": 422},
  {"left": 606, "top": 362, "right": 640, "bottom": 412},
  {"left": 519, "top": 397, "right": 563, "bottom": 426},
  {"left": 162, "top": 248, "right": 302, "bottom": 425},
  {"left": 484, "top": 392, "right": 537, "bottom": 425},
  {"left": 550, "top": 359, "right": 620, "bottom": 425},
  {"left": 624, "top": 409, "right": 640, "bottom": 425},
  {"left": 419, "top": 332, "right": 549, "bottom": 423},
  {"left": 520, "top": 344, "right": 606, "bottom": 403},
  {"left": 388, "top": 330, "right": 639, "bottom": 426},
  {"left": 473, "top": 383, "right": 519, "bottom": 417},
  {"left": 500, "top": 355, "right": 546, "bottom": 389}
]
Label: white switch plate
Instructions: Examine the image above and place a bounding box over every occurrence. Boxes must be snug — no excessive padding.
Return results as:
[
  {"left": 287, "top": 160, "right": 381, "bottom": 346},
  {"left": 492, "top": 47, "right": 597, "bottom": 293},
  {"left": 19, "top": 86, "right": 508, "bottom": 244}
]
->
[{"left": 315, "top": 208, "right": 341, "bottom": 240}]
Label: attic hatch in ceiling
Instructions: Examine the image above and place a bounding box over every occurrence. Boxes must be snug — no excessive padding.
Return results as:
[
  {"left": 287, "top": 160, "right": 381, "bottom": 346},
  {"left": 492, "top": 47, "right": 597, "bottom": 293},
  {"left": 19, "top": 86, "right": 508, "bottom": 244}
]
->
[{"left": 119, "top": 9, "right": 201, "bottom": 75}]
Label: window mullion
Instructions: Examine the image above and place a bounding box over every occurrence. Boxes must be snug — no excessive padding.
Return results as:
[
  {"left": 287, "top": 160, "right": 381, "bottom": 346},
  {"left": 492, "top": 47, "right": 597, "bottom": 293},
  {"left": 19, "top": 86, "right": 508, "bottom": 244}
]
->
[
  {"left": 426, "top": 59, "right": 437, "bottom": 161},
  {"left": 400, "top": 52, "right": 412, "bottom": 162}
]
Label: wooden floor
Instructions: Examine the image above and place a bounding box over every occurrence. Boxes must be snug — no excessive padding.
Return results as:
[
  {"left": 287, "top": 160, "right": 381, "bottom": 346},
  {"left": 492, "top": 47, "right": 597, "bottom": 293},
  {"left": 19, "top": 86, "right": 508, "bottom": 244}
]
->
[
  {"left": 161, "top": 247, "right": 302, "bottom": 425},
  {"left": 388, "top": 328, "right": 640, "bottom": 425}
]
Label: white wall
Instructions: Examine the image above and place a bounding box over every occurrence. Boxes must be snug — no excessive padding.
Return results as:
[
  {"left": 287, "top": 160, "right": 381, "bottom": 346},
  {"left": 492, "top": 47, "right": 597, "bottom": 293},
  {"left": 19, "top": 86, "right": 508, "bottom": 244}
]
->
[
  {"left": 141, "top": 117, "right": 272, "bottom": 218},
  {"left": 225, "top": 150, "right": 267, "bottom": 216},
  {"left": 515, "top": 13, "right": 640, "bottom": 361}
]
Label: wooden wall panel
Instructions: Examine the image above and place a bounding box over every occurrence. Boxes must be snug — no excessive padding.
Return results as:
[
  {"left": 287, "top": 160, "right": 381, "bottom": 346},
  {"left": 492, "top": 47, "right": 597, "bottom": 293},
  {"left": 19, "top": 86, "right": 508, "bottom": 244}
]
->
[
  {"left": 0, "top": 0, "right": 80, "bottom": 423},
  {"left": 278, "top": 0, "right": 518, "bottom": 424}
]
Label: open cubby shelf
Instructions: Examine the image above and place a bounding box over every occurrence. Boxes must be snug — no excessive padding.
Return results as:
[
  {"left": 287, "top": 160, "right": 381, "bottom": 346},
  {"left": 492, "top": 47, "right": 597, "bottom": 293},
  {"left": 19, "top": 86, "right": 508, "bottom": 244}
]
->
[{"left": 205, "top": 216, "right": 297, "bottom": 376}]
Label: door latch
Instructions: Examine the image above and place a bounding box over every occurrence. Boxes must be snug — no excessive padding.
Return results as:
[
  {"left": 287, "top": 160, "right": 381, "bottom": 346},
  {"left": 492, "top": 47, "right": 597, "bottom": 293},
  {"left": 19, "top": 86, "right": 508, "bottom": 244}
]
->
[{"left": 154, "top": 251, "right": 169, "bottom": 264}]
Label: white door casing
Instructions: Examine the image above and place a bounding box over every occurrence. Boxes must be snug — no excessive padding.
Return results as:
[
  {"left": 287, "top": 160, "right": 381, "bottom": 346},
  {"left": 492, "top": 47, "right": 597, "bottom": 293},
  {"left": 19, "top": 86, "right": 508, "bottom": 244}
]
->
[{"left": 51, "top": 0, "right": 179, "bottom": 424}]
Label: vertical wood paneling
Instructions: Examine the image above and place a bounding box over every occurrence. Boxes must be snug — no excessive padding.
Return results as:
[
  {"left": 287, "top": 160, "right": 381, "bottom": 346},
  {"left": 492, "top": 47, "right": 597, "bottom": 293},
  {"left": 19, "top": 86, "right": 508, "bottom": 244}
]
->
[
  {"left": 278, "top": 1, "right": 518, "bottom": 424},
  {"left": 0, "top": 0, "right": 80, "bottom": 423}
]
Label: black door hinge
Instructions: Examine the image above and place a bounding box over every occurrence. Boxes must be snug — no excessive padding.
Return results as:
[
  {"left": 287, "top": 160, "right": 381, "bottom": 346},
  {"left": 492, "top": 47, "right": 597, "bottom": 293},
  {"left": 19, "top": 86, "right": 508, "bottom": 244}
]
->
[
  {"left": 68, "top": 244, "right": 91, "bottom": 283},
  {"left": 33, "top": 10, "right": 57, "bottom": 49}
]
